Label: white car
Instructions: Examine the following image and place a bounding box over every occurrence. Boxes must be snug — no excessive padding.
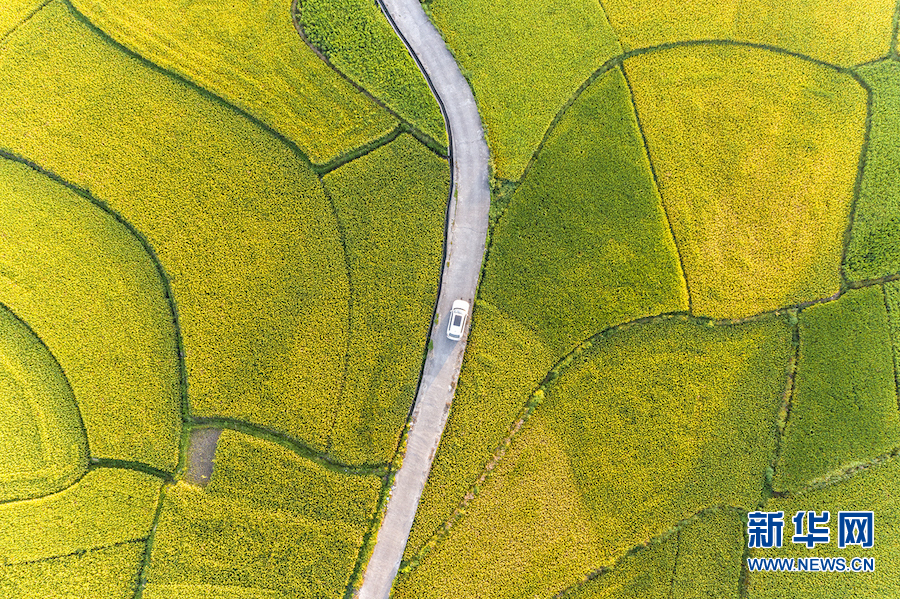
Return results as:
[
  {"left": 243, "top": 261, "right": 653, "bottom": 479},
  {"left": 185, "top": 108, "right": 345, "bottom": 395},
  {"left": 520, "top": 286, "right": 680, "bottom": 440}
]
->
[{"left": 446, "top": 299, "right": 470, "bottom": 341}]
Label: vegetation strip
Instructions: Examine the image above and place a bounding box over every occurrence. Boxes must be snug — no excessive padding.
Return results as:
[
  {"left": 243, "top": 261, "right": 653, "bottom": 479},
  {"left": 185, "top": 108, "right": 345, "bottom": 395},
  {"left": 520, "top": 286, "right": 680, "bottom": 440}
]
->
[
  {"left": 133, "top": 483, "right": 169, "bottom": 599},
  {"left": 291, "top": 0, "right": 447, "bottom": 155},
  {"left": 404, "top": 273, "right": 900, "bottom": 573},
  {"left": 188, "top": 418, "right": 388, "bottom": 476},
  {"left": 89, "top": 459, "right": 174, "bottom": 482},
  {"left": 619, "top": 65, "right": 693, "bottom": 313}
]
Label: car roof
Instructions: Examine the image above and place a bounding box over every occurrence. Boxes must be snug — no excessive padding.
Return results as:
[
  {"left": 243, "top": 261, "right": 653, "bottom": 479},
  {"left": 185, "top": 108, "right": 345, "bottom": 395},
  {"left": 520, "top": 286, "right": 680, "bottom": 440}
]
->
[{"left": 451, "top": 299, "right": 469, "bottom": 311}]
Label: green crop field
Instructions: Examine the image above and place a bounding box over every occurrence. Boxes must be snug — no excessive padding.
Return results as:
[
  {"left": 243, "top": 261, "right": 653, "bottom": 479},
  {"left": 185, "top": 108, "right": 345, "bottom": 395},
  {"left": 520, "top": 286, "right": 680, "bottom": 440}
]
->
[
  {"left": 481, "top": 66, "right": 687, "bottom": 355},
  {"left": 0, "top": 302, "right": 87, "bottom": 503},
  {"left": 0, "top": 541, "right": 145, "bottom": 599},
  {"left": 298, "top": 0, "right": 446, "bottom": 146},
  {"left": 775, "top": 286, "right": 900, "bottom": 492},
  {"left": 0, "top": 157, "right": 181, "bottom": 472},
  {"left": 404, "top": 65, "right": 687, "bottom": 563},
  {"left": 68, "top": 0, "right": 396, "bottom": 165},
  {"left": 145, "top": 431, "right": 382, "bottom": 598},
  {"left": 5, "top": 0, "right": 900, "bottom": 596},
  {"left": 395, "top": 316, "right": 793, "bottom": 597},
  {"left": 323, "top": 134, "right": 449, "bottom": 465},
  {"left": 429, "top": 0, "right": 620, "bottom": 179},
  {"left": 624, "top": 44, "right": 866, "bottom": 319},
  {"left": 845, "top": 61, "right": 900, "bottom": 282},
  {"left": 601, "top": 0, "right": 894, "bottom": 66}
]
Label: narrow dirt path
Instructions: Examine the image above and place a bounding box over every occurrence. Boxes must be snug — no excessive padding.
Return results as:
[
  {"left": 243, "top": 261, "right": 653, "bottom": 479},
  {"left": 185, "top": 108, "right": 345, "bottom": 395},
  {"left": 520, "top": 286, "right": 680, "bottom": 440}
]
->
[{"left": 356, "top": 0, "right": 490, "bottom": 596}]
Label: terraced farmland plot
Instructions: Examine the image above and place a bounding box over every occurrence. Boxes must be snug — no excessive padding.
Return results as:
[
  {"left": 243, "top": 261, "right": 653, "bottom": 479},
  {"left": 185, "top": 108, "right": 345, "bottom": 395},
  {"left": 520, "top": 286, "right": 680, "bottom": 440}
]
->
[
  {"left": 69, "top": 0, "right": 397, "bottom": 165},
  {"left": 0, "top": 0, "right": 48, "bottom": 39},
  {"left": 0, "top": 302, "right": 87, "bottom": 502},
  {"left": 395, "top": 316, "right": 793, "bottom": 598},
  {"left": 624, "top": 44, "right": 866, "bottom": 319},
  {"left": 601, "top": 0, "right": 895, "bottom": 66},
  {"left": 0, "top": 158, "right": 181, "bottom": 472},
  {"left": 145, "top": 431, "right": 382, "bottom": 598}
]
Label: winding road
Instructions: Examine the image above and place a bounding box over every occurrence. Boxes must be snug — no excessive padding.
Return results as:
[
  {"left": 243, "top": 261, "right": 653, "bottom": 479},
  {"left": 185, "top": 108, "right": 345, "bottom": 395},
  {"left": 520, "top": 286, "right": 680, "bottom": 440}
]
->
[{"left": 356, "top": 0, "right": 490, "bottom": 597}]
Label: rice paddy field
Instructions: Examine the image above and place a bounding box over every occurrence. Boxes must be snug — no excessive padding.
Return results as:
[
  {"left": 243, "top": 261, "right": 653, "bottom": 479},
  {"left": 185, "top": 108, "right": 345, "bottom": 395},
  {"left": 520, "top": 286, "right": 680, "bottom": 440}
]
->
[
  {"left": 398, "top": 1, "right": 900, "bottom": 597},
  {"left": 4, "top": 0, "right": 900, "bottom": 596},
  {"left": 0, "top": 0, "right": 447, "bottom": 595}
]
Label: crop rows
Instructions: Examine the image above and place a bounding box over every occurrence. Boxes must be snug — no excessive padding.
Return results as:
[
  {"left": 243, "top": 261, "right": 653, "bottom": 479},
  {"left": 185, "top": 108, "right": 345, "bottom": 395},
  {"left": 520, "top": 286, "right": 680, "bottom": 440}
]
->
[{"left": 624, "top": 44, "right": 866, "bottom": 320}]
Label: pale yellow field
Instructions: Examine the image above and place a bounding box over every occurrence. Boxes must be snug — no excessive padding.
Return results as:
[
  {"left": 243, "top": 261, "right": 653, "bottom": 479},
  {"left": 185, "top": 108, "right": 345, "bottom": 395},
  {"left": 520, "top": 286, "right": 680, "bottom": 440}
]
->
[
  {"left": 625, "top": 45, "right": 866, "bottom": 319},
  {"left": 602, "top": 0, "right": 895, "bottom": 66}
]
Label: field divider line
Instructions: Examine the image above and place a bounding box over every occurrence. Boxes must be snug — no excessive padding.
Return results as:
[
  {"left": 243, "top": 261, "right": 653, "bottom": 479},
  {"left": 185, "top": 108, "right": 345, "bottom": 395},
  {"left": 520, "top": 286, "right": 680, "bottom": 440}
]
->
[
  {"left": 0, "top": 149, "right": 188, "bottom": 473},
  {"left": 767, "top": 318, "right": 800, "bottom": 501},
  {"left": 291, "top": 0, "right": 448, "bottom": 158},
  {"left": 882, "top": 285, "right": 900, "bottom": 412},
  {"left": 2, "top": 537, "right": 147, "bottom": 569},
  {"left": 891, "top": 0, "right": 900, "bottom": 60},
  {"left": 620, "top": 63, "right": 693, "bottom": 313},
  {"left": 839, "top": 72, "right": 875, "bottom": 287},
  {"left": 188, "top": 417, "right": 388, "bottom": 476},
  {"left": 0, "top": 0, "right": 54, "bottom": 46},
  {"left": 131, "top": 480, "right": 168, "bottom": 599},
  {"left": 552, "top": 506, "right": 748, "bottom": 599},
  {"left": 89, "top": 458, "right": 174, "bottom": 481}
]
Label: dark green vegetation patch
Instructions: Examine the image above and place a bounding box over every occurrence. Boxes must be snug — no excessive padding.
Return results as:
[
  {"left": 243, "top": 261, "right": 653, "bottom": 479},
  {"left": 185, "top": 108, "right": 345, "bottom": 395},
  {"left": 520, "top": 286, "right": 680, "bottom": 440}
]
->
[{"left": 775, "top": 286, "right": 900, "bottom": 492}]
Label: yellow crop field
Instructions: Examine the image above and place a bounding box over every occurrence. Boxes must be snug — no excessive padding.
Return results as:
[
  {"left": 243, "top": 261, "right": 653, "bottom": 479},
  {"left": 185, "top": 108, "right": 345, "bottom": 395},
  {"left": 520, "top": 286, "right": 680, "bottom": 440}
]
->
[
  {"left": 602, "top": 0, "right": 894, "bottom": 66},
  {"left": 625, "top": 45, "right": 866, "bottom": 319},
  {"left": 146, "top": 431, "right": 381, "bottom": 598},
  {"left": 564, "top": 533, "right": 677, "bottom": 598},
  {"left": 0, "top": 158, "right": 181, "bottom": 472},
  {"left": 69, "top": 0, "right": 396, "bottom": 165},
  {"left": 397, "top": 316, "right": 792, "bottom": 597},
  {"left": 323, "top": 134, "right": 449, "bottom": 465},
  {"left": 403, "top": 303, "right": 553, "bottom": 561},
  {"left": 0, "top": 468, "right": 162, "bottom": 564},
  {"left": 0, "top": 1, "right": 350, "bottom": 452},
  {"left": 0, "top": 302, "right": 87, "bottom": 502},
  {"left": 0, "top": 541, "right": 145, "bottom": 599},
  {"left": 0, "top": 0, "right": 46, "bottom": 38},
  {"left": 144, "top": 584, "right": 288, "bottom": 599},
  {"left": 430, "top": 0, "right": 620, "bottom": 179}
]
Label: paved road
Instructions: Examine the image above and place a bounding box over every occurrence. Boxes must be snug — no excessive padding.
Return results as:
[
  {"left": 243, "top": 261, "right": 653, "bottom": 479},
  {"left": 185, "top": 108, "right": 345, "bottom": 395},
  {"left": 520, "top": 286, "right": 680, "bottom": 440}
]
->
[{"left": 356, "top": 1, "right": 490, "bottom": 597}]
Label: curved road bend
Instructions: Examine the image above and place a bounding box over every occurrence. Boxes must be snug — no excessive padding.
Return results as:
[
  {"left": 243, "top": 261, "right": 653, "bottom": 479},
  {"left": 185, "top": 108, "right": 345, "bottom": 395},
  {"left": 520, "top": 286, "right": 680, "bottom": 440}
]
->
[{"left": 357, "top": 0, "right": 490, "bottom": 597}]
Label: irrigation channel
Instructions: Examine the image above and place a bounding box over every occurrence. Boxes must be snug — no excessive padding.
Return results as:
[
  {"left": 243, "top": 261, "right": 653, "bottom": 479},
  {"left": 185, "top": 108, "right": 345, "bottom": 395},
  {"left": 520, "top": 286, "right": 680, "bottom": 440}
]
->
[{"left": 356, "top": 0, "right": 491, "bottom": 596}]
